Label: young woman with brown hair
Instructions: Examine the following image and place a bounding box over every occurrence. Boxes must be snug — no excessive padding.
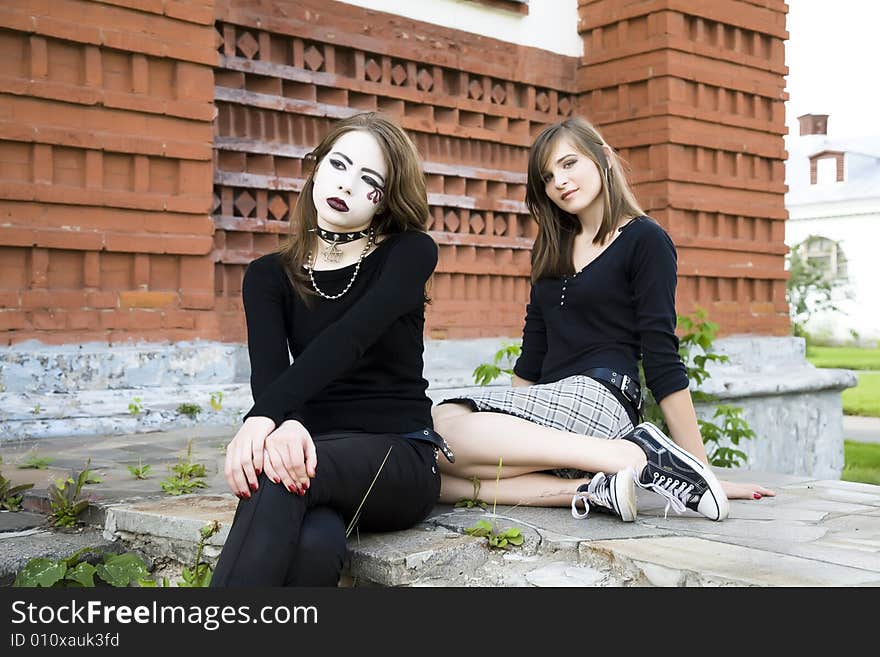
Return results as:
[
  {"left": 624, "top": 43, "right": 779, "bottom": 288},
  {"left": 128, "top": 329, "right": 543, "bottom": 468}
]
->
[
  {"left": 211, "top": 112, "right": 447, "bottom": 587},
  {"left": 434, "top": 117, "right": 775, "bottom": 523}
]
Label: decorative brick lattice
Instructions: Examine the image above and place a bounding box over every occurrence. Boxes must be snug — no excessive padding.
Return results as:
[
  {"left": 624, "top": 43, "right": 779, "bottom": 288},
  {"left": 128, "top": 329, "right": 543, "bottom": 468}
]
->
[{"left": 212, "top": 6, "right": 581, "bottom": 338}]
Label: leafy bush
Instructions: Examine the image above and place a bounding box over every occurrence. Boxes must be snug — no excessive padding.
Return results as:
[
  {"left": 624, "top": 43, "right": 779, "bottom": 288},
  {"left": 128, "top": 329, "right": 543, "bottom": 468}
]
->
[
  {"left": 14, "top": 521, "right": 221, "bottom": 588},
  {"left": 13, "top": 549, "right": 149, "bottom": 588},
  {"left": 472, "top": 342, "right": 522, "bottom": 386},
  {"left": 786, "top": 239, "right": 848, "bottom": 342}
]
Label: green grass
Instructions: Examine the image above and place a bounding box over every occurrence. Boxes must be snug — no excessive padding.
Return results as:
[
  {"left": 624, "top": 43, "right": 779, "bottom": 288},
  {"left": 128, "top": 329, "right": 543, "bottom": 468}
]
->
[
  {"left": 842, "top": 440, "right": 880, "bottom": 486},
  {"left": 841, "top": 373, "right": 880, "bottom": 417},
  {"left": 806, "top": 345, "right": 880, "bottom": 370},
  {"left": 804, "top": 346, "right": 880, "bottom": 417}
]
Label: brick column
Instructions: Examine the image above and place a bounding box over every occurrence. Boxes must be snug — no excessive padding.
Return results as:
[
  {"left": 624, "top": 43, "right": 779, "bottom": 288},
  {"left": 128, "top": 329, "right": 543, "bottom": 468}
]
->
[{"left": 578, "top": 0, "right": 790, "bottom": 335}]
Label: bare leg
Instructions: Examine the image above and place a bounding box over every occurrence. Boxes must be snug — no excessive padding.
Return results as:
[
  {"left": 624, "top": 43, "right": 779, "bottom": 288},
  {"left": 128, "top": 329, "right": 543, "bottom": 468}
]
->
[
  {"left": 440, "top": 471, "right": 590, "bottom": 507},
  {"left": 433, "top": 404, "right": 646, "bottom": 481}
]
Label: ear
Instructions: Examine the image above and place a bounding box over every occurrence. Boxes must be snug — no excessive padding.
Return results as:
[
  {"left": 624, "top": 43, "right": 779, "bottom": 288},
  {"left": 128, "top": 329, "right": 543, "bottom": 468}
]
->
[{"left": 601, "top": 144, "right": 614, "bottom": 163}]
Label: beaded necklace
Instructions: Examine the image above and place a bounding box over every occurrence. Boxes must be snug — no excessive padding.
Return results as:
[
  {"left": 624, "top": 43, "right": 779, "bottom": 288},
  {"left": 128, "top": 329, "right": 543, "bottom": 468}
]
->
[{"left": 307, "top": 228, "right": 375, "bottom": 300}]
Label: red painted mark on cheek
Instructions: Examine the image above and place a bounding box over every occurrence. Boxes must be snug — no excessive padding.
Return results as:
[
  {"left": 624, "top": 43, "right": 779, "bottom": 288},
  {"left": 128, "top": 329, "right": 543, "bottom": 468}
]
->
[{"left": 367, "top": 188, "right": 384, "bottom": 205}]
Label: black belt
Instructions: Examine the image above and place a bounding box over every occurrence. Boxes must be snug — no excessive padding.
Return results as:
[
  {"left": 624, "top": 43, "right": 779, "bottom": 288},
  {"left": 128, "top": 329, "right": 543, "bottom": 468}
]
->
[
  {"left": 582, "top": 368, "right": 643, "bottom": 419},
  {"left": 402, "top": 428, "right": 456, "bottom": 463}
]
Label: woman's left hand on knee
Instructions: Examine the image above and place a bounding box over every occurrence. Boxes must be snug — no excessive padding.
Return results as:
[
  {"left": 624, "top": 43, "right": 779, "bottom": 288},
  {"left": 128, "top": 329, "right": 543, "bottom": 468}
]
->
[{"left": 263, "top": 419, "right": 317, "bottom": 496}]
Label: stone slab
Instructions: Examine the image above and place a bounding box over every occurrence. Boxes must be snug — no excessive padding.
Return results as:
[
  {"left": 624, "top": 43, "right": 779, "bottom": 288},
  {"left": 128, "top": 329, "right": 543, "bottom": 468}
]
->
[{"left": 579, "top": 535, "right": 880, "bottom": 587}]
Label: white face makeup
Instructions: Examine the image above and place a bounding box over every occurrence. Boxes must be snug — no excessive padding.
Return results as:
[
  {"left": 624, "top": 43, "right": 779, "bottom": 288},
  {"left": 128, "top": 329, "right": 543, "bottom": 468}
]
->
[
  {"left": 541, "top": 137, "right": 604, "bottom": 216},
  {"left": 311, "top": 129, "right": 388, "bottom": 233}
]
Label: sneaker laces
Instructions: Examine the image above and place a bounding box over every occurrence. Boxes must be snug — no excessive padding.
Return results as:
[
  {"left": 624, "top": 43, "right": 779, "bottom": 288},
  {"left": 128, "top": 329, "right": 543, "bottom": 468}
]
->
[
  {"left": 638, "top": 471, "right": 692, "bottom": 519},
  {"left": 571, "top": 472, "right": 612, "bottom": 519}
]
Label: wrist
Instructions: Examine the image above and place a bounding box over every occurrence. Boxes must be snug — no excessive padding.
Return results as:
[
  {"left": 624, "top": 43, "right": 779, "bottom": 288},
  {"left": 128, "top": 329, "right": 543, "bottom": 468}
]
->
[{"left": 244, "top": 415, "right": 276, "bottom": 431}]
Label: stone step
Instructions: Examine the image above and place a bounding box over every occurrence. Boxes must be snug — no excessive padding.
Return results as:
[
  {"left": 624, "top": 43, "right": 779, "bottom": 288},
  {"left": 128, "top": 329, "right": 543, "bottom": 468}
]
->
[{"left": 4, "top": 449, "right": 880, "bottom": 587}]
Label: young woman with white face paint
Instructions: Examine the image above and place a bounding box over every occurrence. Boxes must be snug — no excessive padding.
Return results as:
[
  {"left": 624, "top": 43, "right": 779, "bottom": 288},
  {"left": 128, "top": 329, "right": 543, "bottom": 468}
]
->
[
  {"left": 211, "top": 113, "right": 444, "bottom": 587},
  {"left": 433, "top": 117, "right": 775, "bottom": 524}
]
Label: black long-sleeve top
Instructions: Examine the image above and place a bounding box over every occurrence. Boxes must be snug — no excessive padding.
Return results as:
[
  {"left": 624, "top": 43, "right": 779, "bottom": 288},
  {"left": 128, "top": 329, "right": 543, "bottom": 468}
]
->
[
  {"left": 242, "top": 230, "right": 438, "bottom": 435},
  {"left": 513, "top": 216, "right": 689, "bottom": 403}
]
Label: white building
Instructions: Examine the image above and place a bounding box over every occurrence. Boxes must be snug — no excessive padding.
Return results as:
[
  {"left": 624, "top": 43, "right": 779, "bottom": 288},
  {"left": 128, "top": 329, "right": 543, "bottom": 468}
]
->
[{"left": 785, "top": 113, "right": 880, "bottom": 344}]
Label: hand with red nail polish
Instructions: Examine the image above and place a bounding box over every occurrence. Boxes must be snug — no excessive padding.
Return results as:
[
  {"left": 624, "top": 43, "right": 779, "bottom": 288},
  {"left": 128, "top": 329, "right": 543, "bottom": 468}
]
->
[
  {"left": 263, "top": 419, "right": 317, "bottom": 497},
  {"left": 223, "top": 415, "right": 275, "bottom": 498},
  {"left": 721, "top": 479, "right": 776, "bottom": 500}
]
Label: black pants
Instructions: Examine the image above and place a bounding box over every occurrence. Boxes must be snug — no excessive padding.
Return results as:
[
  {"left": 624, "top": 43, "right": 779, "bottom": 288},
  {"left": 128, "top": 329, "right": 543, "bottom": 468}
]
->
[{"left": 210, "top": 431, "right": 441, "bottom": 587}]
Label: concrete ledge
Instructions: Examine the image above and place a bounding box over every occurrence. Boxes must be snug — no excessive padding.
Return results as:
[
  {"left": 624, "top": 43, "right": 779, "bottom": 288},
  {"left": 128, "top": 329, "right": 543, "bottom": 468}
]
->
[
  {"left": 0, "top": 335, "right": 860, "bottom": 477},
  {"left": 52, "top": 469, "right": 876, "bottom": 587}
]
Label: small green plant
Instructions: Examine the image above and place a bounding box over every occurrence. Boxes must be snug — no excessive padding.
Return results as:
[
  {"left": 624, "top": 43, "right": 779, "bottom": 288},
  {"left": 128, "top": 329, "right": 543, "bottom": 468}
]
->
[
  {"left": 31, "top": 404, "right": 41, "bottom": 415},
  {"left": 83, "top": 468, "right": 103, "bottom": 485},
  {"left": 18, "top": 454, "right": 54, "bottom": 470},
  {"left": 210, "top": 391, "right": 224, "bottom": 411},
  {"left": 472, "top": 341, "right": 522, "bottom": 386},
  {"left": 138, "top": 521, "right": 221, "bottom": 587},
  {"left": 0, "top": 456, "right": 34, "bottom": 511},
  {"left": 454, "top": 476, "right": 489, "bottom": 510},
  {"left": 128, "top": 397, "right": 143, "bottom": 416},
  {"left": 465, "top": 519, "right": 524, "bottom": 549},
  {"left": 127, "top": 458, "right": 152, "bottom": 480},
  {"left": 176, "top": 403, "right": 202, "bottom": 419},
  {"left": 464, "top": 458, "right": 524, "bottom": 551},
  {"left": 179, "top": 521, "right": 220, "bottom": 587},
  {"left": 13, "top": 548, "right": 150, "bottom": 588},
  {"left": 48, "top": 460, "right": 92, "bottom": 528},
  {"left": 160, "top": 440, "right": 208, "bottom": 495}
]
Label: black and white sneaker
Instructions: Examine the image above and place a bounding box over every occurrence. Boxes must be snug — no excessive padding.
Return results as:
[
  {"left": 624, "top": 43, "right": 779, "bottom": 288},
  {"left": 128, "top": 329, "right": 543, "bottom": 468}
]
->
[
  {"left": 621, "top": 422, "right": 729, "bottom": 521},
  {"left": 571, "top": 468, "right": 637, "bottom": 522}
]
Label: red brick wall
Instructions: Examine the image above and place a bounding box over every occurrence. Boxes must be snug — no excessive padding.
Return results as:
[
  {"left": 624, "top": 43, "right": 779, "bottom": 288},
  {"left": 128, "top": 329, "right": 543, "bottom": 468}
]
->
[
  {"left": 0, "top": 0, "right": 217, "bottom": 345},
  {"left": 0, "top": 0, "right": 790, "bottom": 345}
]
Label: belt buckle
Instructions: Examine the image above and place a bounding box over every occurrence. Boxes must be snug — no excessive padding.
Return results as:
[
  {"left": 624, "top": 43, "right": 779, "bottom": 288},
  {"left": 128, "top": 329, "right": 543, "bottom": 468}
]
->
[{"left": 620, "top": 373, "right": 641, "bottom": 409}]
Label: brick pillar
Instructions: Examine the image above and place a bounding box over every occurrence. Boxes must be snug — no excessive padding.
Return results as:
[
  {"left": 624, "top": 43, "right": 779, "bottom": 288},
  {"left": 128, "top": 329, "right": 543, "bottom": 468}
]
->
[
  {"left": 578, "top": 0, "right": 790, "bottom": 335},
  {"left": 0, "top": 0, "right": 217, "bottom": 345}
]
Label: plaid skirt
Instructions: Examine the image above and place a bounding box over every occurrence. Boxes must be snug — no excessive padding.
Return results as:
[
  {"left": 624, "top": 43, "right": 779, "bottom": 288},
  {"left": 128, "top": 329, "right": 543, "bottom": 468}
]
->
[{"left": 440, "top": 375, "right": 635, "bottom": 479}]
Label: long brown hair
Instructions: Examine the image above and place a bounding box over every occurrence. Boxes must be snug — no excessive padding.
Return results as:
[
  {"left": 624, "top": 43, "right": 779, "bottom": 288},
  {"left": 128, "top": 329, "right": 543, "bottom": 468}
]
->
[
  {"left": 525, "top": 117, "right": 643, "bottom": 282},
  {"left": 279, "top": 112, "right": 430, "bottom": 301}
]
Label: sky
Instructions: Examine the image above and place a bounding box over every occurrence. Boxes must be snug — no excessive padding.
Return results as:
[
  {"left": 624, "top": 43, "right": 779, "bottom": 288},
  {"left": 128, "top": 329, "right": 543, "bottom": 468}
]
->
[{"left": 785, "top": 0, "right": 880, "bottom": 139}]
